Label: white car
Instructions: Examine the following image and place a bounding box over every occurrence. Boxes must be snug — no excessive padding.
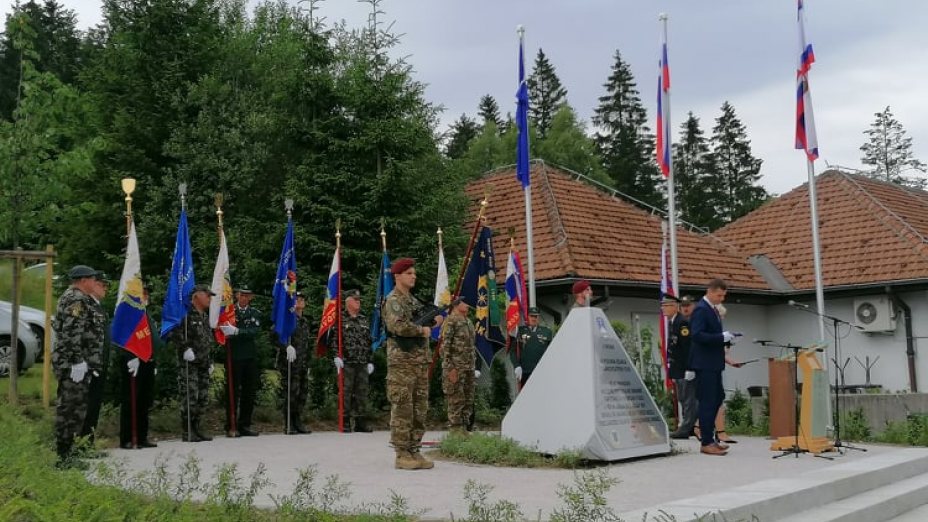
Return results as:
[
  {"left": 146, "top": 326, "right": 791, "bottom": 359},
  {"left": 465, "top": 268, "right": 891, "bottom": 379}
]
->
[
  {"left": 0, "top": 301, "right": 54, "bottom": 364},
  {"left": 0, "top": 305, "right": 40, "bottom": 376}
]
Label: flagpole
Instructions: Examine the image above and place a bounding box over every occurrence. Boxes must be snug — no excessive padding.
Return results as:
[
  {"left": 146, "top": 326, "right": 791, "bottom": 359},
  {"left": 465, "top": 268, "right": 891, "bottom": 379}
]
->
[
  {"left": 335, "top": 221, "right": 345, "bottom": 433},
  {"left": 176, "top": 183, "right": 193, "bottom": 442},
  {"left": 806, "top": 161, "right": 826, "bottom": 340},
  {"left": 216, "top": 195, "right": 238, "bottom": 438},
  {"left": 120, "top": 177, "right": 139, "bottom": 449},
  {"left": 517, "top": 25, "right": 537, "bottom": 309},
  {"left": 659, "top": 13, "right": 679, "bottom": 294}
]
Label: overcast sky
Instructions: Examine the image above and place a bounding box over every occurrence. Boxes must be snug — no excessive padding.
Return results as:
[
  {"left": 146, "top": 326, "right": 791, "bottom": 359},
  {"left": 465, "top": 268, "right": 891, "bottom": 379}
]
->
[{"left": 5, "top": 0, "right": 926, "bottom": 195}]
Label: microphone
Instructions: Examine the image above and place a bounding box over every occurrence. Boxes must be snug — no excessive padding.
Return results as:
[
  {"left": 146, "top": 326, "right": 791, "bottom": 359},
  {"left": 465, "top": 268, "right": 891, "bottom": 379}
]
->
[
  {"left": 788, "top": 300, "right": 810, "bottom": 309},
  {"left": 753, "top": 339, "right": 774, "bottom": 345}
]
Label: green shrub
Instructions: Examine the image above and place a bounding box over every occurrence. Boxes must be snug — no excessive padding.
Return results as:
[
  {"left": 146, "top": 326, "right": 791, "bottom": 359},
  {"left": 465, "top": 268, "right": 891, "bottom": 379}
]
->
[
  {"left": 841, "top": 408, "right": 872, "bottom": 441},
  {"left": 438, "top": 431, "right": 585, "bottom": 469},
  {"left": 549, "top": 469, "right": 621, "bottom": 522}
]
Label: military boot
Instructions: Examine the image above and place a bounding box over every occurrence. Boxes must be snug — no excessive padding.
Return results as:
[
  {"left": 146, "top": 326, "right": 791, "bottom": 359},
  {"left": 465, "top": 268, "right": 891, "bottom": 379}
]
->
[
  {"left": 352, "top": 417, "right": 372, "bottom": 433},
  {"left": 411, "top": 451, "right": 434, "bottom": 469},
  {"left": 292, "top": 415, "right": 311, "bottom": 434},
  {"left": 181, "top": 414, "right": 199, "bottom": 442},
  {"left": 394, "top": 450, "right": 420, "bottom": 470},
  {"left": 192, "top": 418, "right": 213, "bottom": 442}
]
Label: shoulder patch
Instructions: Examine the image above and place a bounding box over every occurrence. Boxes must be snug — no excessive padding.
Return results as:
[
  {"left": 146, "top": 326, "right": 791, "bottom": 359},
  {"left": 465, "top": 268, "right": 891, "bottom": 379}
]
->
[
  {"left": 68, "top": 301, "right": 84, "bottom": 317},
  {"left": 680, "top": 326, "right": 690, "bottom": 336},
  {"left": 389, "top": 300, "right": 402, "bottom": 313}
]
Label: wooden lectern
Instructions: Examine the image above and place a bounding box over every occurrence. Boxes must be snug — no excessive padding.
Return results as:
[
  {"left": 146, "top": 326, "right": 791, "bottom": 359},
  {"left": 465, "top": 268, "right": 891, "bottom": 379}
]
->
[
  {"left": 770, "top": 348, "right": 834, "bottom": 454},
  {"left": 768, "top": 358, "right": 796, "bottom": 438}
]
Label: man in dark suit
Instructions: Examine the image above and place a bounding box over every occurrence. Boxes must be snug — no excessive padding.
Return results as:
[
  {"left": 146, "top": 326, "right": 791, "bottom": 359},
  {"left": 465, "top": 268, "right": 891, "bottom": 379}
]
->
[{"left": 689, "top": 279, "right": 737, "bottom": 456}]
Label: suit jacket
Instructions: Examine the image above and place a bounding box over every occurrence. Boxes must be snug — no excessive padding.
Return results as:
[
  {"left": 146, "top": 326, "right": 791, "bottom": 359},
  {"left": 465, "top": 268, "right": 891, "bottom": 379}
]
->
[{"left": 688, "top": 298, "right": 726, "bottom": 372}]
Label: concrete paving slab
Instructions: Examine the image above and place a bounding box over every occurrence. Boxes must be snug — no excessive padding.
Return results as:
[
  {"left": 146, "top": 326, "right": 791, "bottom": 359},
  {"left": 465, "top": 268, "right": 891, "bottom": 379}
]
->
[{"left": 105, "top": 430, "right": 899, "bottom": 521}]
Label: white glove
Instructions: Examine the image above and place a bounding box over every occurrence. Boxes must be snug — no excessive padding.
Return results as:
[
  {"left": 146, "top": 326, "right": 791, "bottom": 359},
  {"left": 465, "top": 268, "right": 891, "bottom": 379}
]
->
[
  {"left": 69, "top": 361, "right": 88, "bottom": 383},
  {"left": 219, "top": 324, "right": 239, "bottom": 336},
  {"left": 183, "top": 348, "right": 195, "bottom": 362},
  {"left": 154, "top": 368, "right": 158, "bottom": 376},
  {"left": 208, "top": 363, "right": 214, "bottom": 376},
  {"left": 127, "top": 357, "right": 140, "bottom": 377},
  {"left": 334, "top": 356, "right": 344, "bottom": 370},
  {"left": 286, "top": 345, "right": 296, "bottom": 362},
  {"left": 684, "top": 370, "right": 696, "bottom": 381},
  {"left": 367, "top": 363, "right": 374, "bottom": 375},
  {"left": 722, "top": 331, "right": 736, "bottom": 343},
  {"left": 475, "top": 370, "right": 481, "bottom": 378},
  {"left": 514, "top": 366, "right": 523, "bottom": 380}
]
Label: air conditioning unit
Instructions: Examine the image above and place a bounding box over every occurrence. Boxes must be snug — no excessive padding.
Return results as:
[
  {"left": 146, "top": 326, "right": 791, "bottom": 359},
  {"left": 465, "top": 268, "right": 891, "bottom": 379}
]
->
[{"left": 853, "top": 296, "right": 896, "bottom": 332}]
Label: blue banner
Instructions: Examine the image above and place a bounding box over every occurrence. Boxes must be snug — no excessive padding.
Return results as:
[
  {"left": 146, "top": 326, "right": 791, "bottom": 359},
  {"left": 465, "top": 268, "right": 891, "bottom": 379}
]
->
[
  {"left": 272, "top": 218, "right": 297, "bottom": 344},
  {"left": 460, "top": 226, "right": 506, "bottom": 366},
  {"left": 160, "top": 209, "right": 195, "bottom": 339},
  {"left": 370, "top": 251, "right": 393, "bottom": 351}
]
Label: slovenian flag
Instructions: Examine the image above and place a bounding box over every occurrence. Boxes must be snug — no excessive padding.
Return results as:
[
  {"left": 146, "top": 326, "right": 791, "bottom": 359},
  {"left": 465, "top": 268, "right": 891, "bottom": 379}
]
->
[
  {"left": 209, "top": 229, "right": 236, "bottom": 345},
  {"left": 659, "top": 229, "right": 675, "bottom": 391},
  {"left": 795, "top": 0, "right": 818, "bottom": 161},
  {"left": 656, "top": 22, "right": 671, "bottom": 177},
  {"left": 112, "top": 220, "right": 153, "bottom": 361},
  {"left": 505, "top": 249, "right": 527, "bottom": 339},
  {"left": 316, "top": 247, "right": 340, "bottom": 356}
]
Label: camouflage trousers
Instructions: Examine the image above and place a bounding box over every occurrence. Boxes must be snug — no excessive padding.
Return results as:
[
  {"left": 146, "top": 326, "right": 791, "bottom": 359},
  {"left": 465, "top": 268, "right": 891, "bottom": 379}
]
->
[
  {"left": 177, "top": 362, "right": 211, "bottom": 420},
  {"left": 276, "top": 358, "right": 310, "bottom": 418},
  {"left": 442, "top": 367, "right": 475, "bottom": 429},
  {"left": 55, "top": 373, "right": 90, "bottom": 457},
  {"left": 386, "top": 345, "right": 429, "bottom": 452},
  {"left": 342, "top": 363, "right": 369, "bottom": 420}
]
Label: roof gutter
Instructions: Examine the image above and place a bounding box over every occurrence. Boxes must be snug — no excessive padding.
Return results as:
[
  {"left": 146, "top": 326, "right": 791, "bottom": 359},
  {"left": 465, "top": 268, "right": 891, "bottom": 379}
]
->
[{"left": 886, "top": 286, "right": 917, "bottom": 392}]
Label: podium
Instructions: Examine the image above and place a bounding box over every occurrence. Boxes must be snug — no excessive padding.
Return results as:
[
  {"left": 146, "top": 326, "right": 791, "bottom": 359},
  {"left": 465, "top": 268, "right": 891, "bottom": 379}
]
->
[
  {"left": 770, "top": 349, "right": 834, "bottom": 454},
  {"left": 768, "top": 359, "right": 796, "bottom": 438}
]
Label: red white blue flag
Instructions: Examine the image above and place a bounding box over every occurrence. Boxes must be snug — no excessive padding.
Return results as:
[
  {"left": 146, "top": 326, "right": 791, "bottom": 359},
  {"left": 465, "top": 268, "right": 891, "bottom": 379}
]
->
[
  {"left": 112, "top": 220, "right": 153, "bottom": 361},
  {"left": 656, "top": 26, "right": 671, "bottom": 177},
  {"left": 316, "top": 247, "right": 340, "bottom": 356},
  {"left": 659, "top": 230, "right": 674, "bottom": 390},
  {"left": 505, "top": 249, "right": 527, "bottom": 338},
  {"left": 209, "top": 230, "right": 236, "bottom": 345},
  {"left": 795, "top": 0, "right": 819, "bottom": 161}
]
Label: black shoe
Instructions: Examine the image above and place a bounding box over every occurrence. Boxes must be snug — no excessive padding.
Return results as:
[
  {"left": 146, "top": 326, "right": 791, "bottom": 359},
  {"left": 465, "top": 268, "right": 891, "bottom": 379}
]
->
[
  {"left": 182, "top": 432, "right": 204, "bottom": 442},
  {"left": 138, "top": 440, "right": 158, "bottom": 448},
  {"left": 291, "top": 418, "right": 311, "bottom": 434},
  {"left": 353, "top": 421, "right": 372, "bottom": 433},
  {"left": 238, "top": 427, "right": 259, "bottom": 437},
  {"left": 192, "top": 419, "right": 213, "bottom": 442},
  {"left": 120, "top": 442, "right": 134, "bottom": 449}
]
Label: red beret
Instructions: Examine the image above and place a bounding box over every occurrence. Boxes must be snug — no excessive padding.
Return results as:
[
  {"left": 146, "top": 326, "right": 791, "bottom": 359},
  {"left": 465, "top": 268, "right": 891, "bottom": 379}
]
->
[
  {"left": 571, "top": 279, "right": 590, "bottom": 295},
  {"left": 391, "top": 257, "right": 416, "bottom": 275}
]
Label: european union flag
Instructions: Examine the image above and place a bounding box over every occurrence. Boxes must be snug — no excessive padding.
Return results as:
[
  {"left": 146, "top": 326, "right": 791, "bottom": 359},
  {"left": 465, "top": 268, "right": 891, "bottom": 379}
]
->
[
  {"left": 370, "top": 250, "right": 393, "bottom": 351},
  {"left": 460, "top": 226, "right": 506, "bottom": 366},
  {"left": 161, "top": 209, "right": 195, "bottom": 339},
  {"left": 516, "top": 35, "right": 531, "bottom": 189},
  {"left": 272, "top": 218, "right": 297, "bottom": 344}
]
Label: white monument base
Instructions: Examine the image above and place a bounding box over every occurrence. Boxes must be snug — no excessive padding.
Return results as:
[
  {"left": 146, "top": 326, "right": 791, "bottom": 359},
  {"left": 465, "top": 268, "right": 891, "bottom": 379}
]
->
[{"left": 501, "top": 307, "right": 670, "bottom": 461}]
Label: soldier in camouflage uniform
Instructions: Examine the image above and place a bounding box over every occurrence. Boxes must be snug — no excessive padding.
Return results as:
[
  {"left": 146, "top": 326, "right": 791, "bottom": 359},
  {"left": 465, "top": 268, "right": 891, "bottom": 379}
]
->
[
  {"left": 277, "top": 292, "right": 313, "bottom": 434},
  {"left": 440, "top": 298, "right": 476, "bottom": 435},
  {"left": 52, "top": 265, "right": 108, "bottom": 466},
  {"left": 329, "top": 289, "right": 374, "bottom": 433},
  {"left": 383, "top": 258, "right": 443, "bottom": 470},
  {"left": 169, "top": 284, "right": 216, "bottom": 442}
]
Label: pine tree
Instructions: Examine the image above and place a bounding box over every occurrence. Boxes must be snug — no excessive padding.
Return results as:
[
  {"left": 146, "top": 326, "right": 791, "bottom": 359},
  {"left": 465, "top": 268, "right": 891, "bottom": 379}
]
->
[
  {"left": 527, "top": 48, "right": 567, "bottom": 139},
  {"left": 445, "top": 113, "right": 479, "bottom": 159},
  {"left": 860, "top": 106, "right": 927, "bottom": 188},
  {"left": 592, "top": 50, "right": 663, "bottom": 208},
  {"left": 672, "top": 112, "right": 714, "bottom": 228},
  {"left": 477, "top": 94, "right": 502, "bottom": 131},
  {"left": 706, "top": 102, "right": 768, "bottom": 228}
]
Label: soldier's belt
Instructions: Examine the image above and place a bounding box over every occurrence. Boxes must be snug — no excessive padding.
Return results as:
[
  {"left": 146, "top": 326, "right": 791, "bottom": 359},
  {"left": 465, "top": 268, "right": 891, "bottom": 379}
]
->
[{"left": 388, "top": 335, "right": 426, "bottom": 352}]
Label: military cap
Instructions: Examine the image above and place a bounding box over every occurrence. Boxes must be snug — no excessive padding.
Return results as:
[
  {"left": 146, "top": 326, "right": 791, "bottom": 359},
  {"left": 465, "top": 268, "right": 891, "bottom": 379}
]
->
[
  {"left": 391, "top": 257, "right": 416, "bottom": 275},
  {"left": 571, "top": 279, "right": 591, "bottom": 295},
  {"left": 68, "top": 265, "right": 104, "bottom": 280},
  {"left": 344, "top": 289, "right": 361, "bottom": 300},
  {"left": 236, "top": 285, "right": 254, "bottom": 294},
  {"left": 661, "top": 295, "right": 680, "bottom": 305},
  {"left": 527, "top": 306, "right": 540, "bottom": 315},
  {"left": 680, "top": 295, "right": 695, "bottom": 305},
  {"left": 191, "top": 284, "right": 216, "bottom": 296},
  {"left": 295, "top": 291, "right": 306, "bottom": 299}
]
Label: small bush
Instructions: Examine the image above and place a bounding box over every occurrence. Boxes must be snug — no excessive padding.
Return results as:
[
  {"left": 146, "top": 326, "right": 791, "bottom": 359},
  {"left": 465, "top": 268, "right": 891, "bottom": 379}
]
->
[
  {"left": 459, "top": 480, "right": 524, "bottom": 522},
  {"left": 549, "top": 469, "right": 621, "bottom": 522},
  {"left": 841, "top": 407, "right": 872, "bottom": 441},
  {"left": 438, "top": 431, "right": 585, "bottom": 469}
]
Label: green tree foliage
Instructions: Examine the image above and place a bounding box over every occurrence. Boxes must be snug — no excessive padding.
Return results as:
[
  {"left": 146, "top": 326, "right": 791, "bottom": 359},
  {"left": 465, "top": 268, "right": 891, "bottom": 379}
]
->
[
  {"left": 527, "top": 48, "right": 567, "bottom": 139},
  {"left": 535, "top": 105, "right": 608, "bottom": 185},
  {"left": 445, "top": 113, "right": 480, "bottom": 159},
  {"left": 593, "top": 50, "right": 663, "bottom": 209},
  {"left": 860, "top": 105, "right": 927, "bottom": 188},
  {"left": 477, "top": 94, "right": 502, "bottom": 131},
  {"left": 706, "top": 101, "right": 768, "bottom": 228},
  {"left": 672, "top": 112, "right": 714, "bottom": 228}
]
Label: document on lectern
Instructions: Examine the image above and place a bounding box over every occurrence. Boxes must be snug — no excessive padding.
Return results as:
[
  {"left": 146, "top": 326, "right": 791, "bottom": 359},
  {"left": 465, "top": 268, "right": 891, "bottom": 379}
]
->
[{"left": 502, "top": 307, "right": 670, "bottom": 461}]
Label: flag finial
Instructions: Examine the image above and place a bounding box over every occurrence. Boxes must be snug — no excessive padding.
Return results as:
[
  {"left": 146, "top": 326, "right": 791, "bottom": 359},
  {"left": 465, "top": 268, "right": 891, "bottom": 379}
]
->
[{"left": 516, "top": 25, "right": 524, "bottom": 38}]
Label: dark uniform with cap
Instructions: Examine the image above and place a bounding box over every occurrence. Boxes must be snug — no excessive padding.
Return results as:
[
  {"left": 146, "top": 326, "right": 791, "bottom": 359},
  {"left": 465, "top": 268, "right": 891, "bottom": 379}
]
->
[
  {"left": 276, "top": 291, "right": 313, "bottom": 434},
  {"left": 327, "top": 289, "right": 373, "bottom": 432},
  {"left": 169, "top": 284, "right": 215, "bottom": 442},
  {"left": 440, "top": 297, "right": 476, "bottom": 433},
  {"left": 226, "top": 285, "right": 262, "bottom": 436},
  {"left": 52, "top": 265, "right": 108, "bottom": 464},
  {"left": 668, "top": 295, "right": 698, "bottom": 438},
  {"left": 513, "top": 307, "right": 553, "bottom": 386}
]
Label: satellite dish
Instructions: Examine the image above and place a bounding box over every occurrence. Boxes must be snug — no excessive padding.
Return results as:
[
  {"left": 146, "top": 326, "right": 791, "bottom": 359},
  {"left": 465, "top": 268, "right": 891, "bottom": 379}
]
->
[{"left": 856, "top": 302, "right": 878, "bottom": 324}]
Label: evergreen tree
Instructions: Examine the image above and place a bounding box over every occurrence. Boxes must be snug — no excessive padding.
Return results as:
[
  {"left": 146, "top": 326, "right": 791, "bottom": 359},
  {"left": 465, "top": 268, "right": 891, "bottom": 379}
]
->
[
  {"left": 535, "top": 105, "right": 609, "bottom": 185},
  {"left": 477, "top": 94, "right": 502, "bottom": 131},
  {"left": 706, "top": 102, "right": 768, "bottom": 228},
  {"left": 860, "top": 106, "right": 927, "bottom": 188},
  {"left": 592, "top": 50, "right": 663, "bottom": 208},
  {"left": 672, "top": 112, "right": 714, "bottom": 228},
  {"left": 445, "top": 113, "right": 479, "bottom": 159},
  {"left": 527, "top": 48, "right": 567, "bottom": 139}
]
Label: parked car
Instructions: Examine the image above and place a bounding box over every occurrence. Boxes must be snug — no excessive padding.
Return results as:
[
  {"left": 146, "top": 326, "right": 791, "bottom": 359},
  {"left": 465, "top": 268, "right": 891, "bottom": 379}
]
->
[
  {"left": 0, "top": 306, "right": 39, "bottom": 376},
  {"left": 0, "top": 301, "right": 54, "bottom": 363}
]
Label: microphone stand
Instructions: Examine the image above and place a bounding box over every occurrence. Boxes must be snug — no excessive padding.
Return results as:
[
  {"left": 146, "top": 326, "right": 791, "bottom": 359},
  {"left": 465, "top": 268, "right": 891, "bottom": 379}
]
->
[
  {"left": 787, "top": 303, "right": 867, "bottom": 454},
  {"left": 758, "top": 340, "right": 806, "bottom": 459}
]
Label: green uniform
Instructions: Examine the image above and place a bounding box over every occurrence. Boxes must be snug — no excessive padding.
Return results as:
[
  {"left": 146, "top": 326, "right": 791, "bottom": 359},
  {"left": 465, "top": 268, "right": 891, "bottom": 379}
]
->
[
  {"left": 169, "top": 309, "right": 214, "bottom": 427},
  {"left": 276, "top": 313, "right": 313, "bottom": 427},
  {"left": 331, "top": 312, "right": 372, "bottom": 428},
  {"left": 52, "top": 287, "right": 107, "bottom": 460},
  {"left": 513, "top": 324, "right": 553, "bottom": 385},
  {"left": 383, "top": 289, "right": 429, "bottom": 453},
  {"left": 440, "top": 312, "right": 476, "bottom": 429}
]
